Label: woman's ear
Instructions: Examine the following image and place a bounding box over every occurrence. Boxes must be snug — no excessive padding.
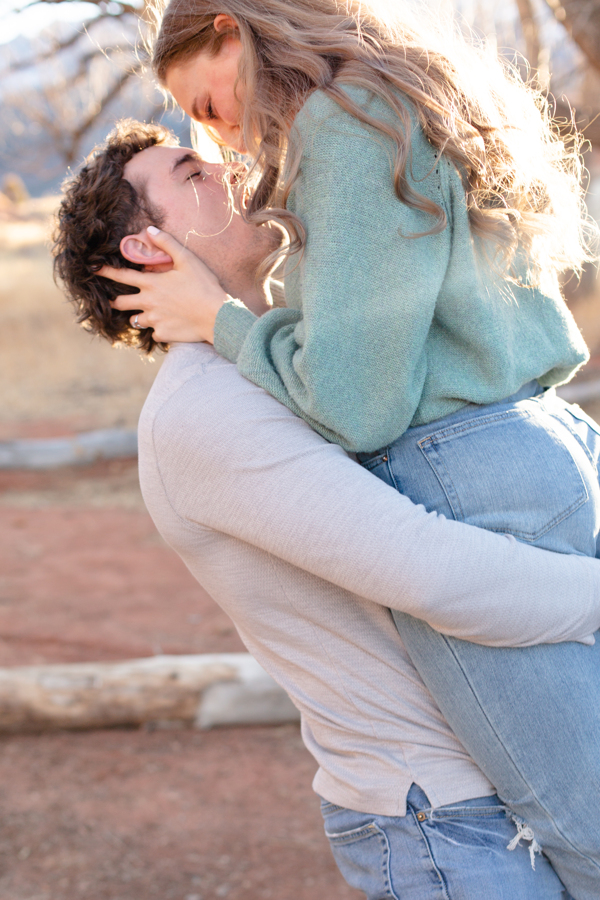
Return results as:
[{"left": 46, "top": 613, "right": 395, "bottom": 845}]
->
[
  {"left": 120, "top": 232, "right": 173, "bottom": 268},
  {"left": 213, "top": 14, "right": 239, "bottom": 33}
]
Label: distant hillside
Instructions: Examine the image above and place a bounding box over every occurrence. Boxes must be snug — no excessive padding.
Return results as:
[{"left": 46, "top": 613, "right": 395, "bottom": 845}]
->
[{"left": 0, "top": 20, "right": 190, "bottom": 198}]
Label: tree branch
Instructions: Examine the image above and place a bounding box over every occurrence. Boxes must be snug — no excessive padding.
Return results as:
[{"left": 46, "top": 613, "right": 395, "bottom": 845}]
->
[
  {"left": 515, "top": 0, "right": 542, "bottom": 70},
  {"left": 544, "top": 0, "right": 600, "bottom": 72},
  {"left": 6, "top": 13, "right": 127, "bottom": 72},
  {"left": 16, "top": 0, "right": 141, "bottom": 14},
  {"left": 66, "top": 63, "right": 142, "bottom": 160}
]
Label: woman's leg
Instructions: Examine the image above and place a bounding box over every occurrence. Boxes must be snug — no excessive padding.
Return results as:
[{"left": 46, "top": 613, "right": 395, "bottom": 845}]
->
[
  {"left": 391, "top": 614, "right": 600, "bottom": 900},
  {"left": 321, "top": 785, "right": 571, "bottom": 899},
  {"left": 359, "top": 389, "right": 600, "bottom": 899}
]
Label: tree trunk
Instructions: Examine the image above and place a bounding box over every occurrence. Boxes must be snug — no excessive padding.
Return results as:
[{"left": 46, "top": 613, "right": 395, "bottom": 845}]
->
[
  {"left": 516, "top": 0, "right": 542, "bottom": 70},
  {"left": 544, "top": 0, "right": 600, "bottom": 72}
]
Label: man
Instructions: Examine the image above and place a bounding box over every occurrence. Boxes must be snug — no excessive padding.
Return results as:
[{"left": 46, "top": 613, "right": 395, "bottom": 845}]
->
[{"left": 54, "top": 120, "right": 600, "bottom": 898}]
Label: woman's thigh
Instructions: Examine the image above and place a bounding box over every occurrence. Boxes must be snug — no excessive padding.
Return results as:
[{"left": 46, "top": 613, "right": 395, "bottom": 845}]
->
[
  {"left": 390, "top": 613, "right": 600, "bottom": 897},
  {"left": 321, "top": 785, "right": 570, "bottom": 900},
  {"left": 359, "top": 388, "right": 600, "bottom": 897}
]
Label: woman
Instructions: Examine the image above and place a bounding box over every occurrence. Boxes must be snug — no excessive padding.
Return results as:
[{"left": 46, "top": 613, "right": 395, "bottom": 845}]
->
[{"left": 99, "top": 1, "right": 600, "bottom": 896}]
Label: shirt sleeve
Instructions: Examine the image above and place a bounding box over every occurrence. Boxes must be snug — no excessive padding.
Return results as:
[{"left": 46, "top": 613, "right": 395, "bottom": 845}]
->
[
  {"left": 149, "top": 354, "right": 600, "bottom": 649},
  {"left": 213, "top": 91, "right": 451, "bottom": 452}
]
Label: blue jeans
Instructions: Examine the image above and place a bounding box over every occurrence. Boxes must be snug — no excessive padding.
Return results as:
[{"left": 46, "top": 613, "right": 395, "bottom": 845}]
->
[
  {"left": 321, "top": 784, "right": 571, "bottom": 899},
  {"left": 358, "top": 384, "right": 600, "bottom": 900}
]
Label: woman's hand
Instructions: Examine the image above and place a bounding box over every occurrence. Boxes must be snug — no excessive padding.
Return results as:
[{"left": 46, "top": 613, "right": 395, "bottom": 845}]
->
[{"left": 98, "top": 227, "right": 228, "bottom": 344}]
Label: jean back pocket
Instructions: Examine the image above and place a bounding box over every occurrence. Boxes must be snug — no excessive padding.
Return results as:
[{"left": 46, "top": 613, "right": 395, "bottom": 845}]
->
[{"left": 418, "top": 407, "right": 588, "bottom": 543}]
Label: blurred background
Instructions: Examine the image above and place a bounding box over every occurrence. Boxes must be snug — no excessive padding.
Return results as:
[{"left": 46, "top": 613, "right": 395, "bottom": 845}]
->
[{"left": 0, "top": 0, "right": 599, "bottom": 898}]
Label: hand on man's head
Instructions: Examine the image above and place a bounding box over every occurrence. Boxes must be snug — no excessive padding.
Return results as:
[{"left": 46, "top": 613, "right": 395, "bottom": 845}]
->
[{"left": 99, "top": 227, "right": 229, "bottom": 344}]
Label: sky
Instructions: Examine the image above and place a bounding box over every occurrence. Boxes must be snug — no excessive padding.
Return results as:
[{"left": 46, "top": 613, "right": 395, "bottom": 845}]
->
[{"left": 0, "top": 0, "right": 102, "bottom": 45}]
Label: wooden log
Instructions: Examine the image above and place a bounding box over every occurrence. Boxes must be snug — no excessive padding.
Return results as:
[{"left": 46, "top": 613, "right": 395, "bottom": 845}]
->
[
  {"left": 0, "top": 654, "right": 239, "bottom": 733},
  {"left": 0, "top": 428, "right": 138, "bottom": 470}
]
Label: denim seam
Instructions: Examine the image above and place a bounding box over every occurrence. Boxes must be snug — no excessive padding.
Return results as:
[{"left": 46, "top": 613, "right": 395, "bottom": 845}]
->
[
  {"left": 359, "top": 451, "right": 388, "bottom": 470},
  {"left": 320, "top": 801, "right": 344, "bottom": 813},
  {"left": 325, "top": 822, "right": 400, "bottom": 899},
  {"left": 417, "top": 408, "right": 530, "bottom": 444},
  {"left": 325, "top": 822, "right": 379, "bottom": 843},
  {"left": 550, "top": 397, "right": 600, "bottom": 440},
  {"left": 376, "top": 823, "right": 400, "bottom": 900},
  {"left": 529, "top": 396, "right": 595, "bottom": 486},
  {"left": 417, "top": 440, "right": 465, "bottom": 521},
  {"left": 544, "top": 406, "right": 596, "bottom": 468},
  {"left": 427, "top": 806, "right": 509, "bottom": 821},
  {"left": 384, "top": 452, "right": 402, "bottom": 493},
  {"left": 409, "top": 807, "right": 451, "bottom": 900}
]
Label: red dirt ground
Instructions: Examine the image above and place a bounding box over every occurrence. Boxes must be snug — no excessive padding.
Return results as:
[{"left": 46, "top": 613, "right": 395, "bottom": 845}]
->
[
  {"left": 0, "top": 726, "right": 359, "bottom": 900},
  {"left": 0, "top": 465, "right": 245, "bottom": 666},
  {"left": 0, "top": 462, "right": 361, "bottom": 900}
]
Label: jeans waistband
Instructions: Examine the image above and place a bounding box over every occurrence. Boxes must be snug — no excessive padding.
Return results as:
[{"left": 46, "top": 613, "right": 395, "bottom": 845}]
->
[{"left": 357, "top": 381, "right": 545, "bottom": 464}]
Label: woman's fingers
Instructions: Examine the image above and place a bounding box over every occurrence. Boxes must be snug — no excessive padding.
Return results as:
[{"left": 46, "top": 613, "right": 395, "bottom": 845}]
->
[
  {"left": 96, "top": 265, "right": 149, "bottom": 288},
  {"left": 98, "top": 227, "right": 228, "bottom": 343},
  {"left": 111, "top": 294, "right": 142, "bottom": 312},
  {"left": 146, "top": 226, "right": 187, "bottom": 264},
  {"left": 130, "top": 313, "right": 149, "bottom": 331}
]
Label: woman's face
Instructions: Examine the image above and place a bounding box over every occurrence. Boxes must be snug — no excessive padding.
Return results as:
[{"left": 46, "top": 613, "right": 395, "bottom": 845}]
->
[{"left": 166, "top": 36, "right": 246, "bottom": 152}]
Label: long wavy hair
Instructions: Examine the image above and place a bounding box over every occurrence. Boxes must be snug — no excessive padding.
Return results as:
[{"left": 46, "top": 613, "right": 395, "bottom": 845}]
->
[{"left": 150, "top": 0, "right": 595, "bottom": 285}]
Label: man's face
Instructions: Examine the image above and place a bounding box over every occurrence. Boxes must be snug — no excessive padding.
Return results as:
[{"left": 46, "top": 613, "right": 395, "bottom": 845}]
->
[{"left": 122, "top": 144, "right": 279, "bottom": 295}]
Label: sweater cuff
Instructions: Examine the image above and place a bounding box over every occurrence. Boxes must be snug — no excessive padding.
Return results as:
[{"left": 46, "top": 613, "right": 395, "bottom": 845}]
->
[{"left": 214, "top": 298, "right": 258, "bottom": 363}]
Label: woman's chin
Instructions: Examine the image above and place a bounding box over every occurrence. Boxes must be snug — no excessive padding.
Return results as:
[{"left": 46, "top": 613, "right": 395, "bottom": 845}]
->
[{"left": 230, "top": 135, "right": 247, "bottom": 154}]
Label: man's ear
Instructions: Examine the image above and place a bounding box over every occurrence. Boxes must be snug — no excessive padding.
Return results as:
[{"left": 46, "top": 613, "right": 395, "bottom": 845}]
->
[
  {"left": 213, "top": 13, "right": 238, "bottom": 33},
  {"left": 120, "top": 232, "right": 173, "bottom": 269}
]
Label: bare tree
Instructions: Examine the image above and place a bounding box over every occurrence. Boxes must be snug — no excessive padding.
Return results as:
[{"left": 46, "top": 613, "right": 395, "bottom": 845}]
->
[
  {"left": 3, "top": 0, "right": 600, "bottom": 169},
  {"left": 1, "top": 0, "right": 160, "bottom": 172},
  {"left": 515, "top": 0, "right": 543, "bottom": 71},
  {"left": 543, "top": 0, "right": 600, "bottom": 72}
]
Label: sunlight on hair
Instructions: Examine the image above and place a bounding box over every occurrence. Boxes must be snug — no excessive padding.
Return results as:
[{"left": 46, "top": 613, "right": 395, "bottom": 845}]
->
[
  {"left": 190, "top": 120, "right": 225, "bottom": 163},
  {"left": 149, "top": 0, "right": 599, "bottom": 286}
]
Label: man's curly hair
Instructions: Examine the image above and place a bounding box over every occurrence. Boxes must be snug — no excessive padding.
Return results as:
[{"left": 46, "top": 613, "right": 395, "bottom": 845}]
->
[{"left": 53, "top": 119, "right": 177, "bottom": 354}]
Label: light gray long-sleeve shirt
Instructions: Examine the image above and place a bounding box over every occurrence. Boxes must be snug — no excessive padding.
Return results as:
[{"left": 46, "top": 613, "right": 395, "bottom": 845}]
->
[{"left": 138, "top": 342, "right": 600, "bottom": 816}]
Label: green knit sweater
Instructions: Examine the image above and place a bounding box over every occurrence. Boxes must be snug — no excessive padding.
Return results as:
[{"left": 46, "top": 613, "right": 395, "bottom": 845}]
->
[{"left": 214, "top": 87, "right": 588, "bottom": 453}]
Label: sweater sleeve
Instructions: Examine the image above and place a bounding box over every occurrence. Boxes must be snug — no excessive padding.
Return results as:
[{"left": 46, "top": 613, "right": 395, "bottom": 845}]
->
[
  {"left": 147, "top": 351, "right": 600, "bottom": 649},
  {"left": 213, "top": 90, "right": 451, "bottom": 453}
]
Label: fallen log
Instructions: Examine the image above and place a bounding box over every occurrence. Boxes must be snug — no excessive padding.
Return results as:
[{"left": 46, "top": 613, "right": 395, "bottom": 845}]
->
[
  {"left": 0, "top": 653, "right": 300, "bottom": 733},
  {"left": 0, "top": 428, "right": 138, "bottom": 470}
]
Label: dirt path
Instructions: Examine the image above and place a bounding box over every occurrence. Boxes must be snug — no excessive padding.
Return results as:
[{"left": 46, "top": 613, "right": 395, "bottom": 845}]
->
[
  {"left": 0, "top": 461, "right": 247, "bottom": 667},
  {"left": 0, "top": 725, "right": 360, "bottom": 900}
]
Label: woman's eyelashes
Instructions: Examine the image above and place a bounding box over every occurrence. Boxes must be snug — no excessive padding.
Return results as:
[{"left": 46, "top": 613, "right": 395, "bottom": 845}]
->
[
  {"left": 205, "top": 101, "right": 217, "bottom": 121},
  {"left": 187, "top": 170, "right": 205, "bottom": 182}
]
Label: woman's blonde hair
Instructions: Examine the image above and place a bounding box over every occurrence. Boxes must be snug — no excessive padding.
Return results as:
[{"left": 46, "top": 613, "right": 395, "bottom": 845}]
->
[{"left": 150, "top": 0, "right": 595, "bottom": 285}]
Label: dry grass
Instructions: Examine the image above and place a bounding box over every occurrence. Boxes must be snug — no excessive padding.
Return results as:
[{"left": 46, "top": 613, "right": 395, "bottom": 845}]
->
[{"left": 0, "top": 197, "right": 162, "bottom": 439}]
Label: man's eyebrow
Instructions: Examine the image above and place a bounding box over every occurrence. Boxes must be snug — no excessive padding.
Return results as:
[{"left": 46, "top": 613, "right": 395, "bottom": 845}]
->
[{"left": 170, "top": 151, "right": 204, "bottom": 176}]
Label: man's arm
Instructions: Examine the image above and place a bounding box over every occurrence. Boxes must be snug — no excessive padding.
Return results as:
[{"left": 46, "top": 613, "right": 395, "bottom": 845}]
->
[{"left": 143, "top": 349, "right": 600, "bottom": 648}]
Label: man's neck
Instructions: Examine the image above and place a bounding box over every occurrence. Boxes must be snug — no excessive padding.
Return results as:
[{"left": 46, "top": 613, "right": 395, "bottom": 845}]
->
[{"left": 239, "top": 281, "right": 272, "bottom": 317}]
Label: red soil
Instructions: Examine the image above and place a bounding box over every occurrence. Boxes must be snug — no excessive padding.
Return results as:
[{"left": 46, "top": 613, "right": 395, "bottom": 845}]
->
[{"left": 0, "top": 463, "right": 360, "bottom": 900}]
